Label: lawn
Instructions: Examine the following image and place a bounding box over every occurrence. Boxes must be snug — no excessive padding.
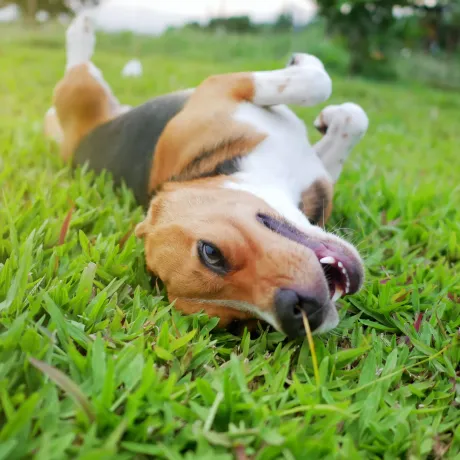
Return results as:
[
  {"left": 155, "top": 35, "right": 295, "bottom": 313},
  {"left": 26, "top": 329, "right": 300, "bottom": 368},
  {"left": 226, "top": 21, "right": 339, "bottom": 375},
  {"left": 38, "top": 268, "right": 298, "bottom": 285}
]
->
[{"left": 0, "top": 24, "right": 459, "bottom": 459}]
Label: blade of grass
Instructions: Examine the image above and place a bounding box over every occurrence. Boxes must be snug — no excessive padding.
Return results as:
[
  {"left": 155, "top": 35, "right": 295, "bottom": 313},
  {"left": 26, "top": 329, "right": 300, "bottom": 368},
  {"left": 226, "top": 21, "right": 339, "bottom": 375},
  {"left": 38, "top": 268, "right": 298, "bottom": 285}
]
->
[
  {"left": 29, "top": 358, "right": 95, "bottom": 422},
  {"left": 301, "top": 310, "right": 320, "bottom": 386}
]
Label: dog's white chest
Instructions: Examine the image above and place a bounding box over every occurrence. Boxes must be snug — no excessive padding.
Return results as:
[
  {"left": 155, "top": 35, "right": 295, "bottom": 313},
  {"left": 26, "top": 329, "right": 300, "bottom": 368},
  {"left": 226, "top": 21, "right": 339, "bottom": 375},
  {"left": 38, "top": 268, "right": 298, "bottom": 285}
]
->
[{"left": 226, "top": 103, "right": 328, "bottom": 230}]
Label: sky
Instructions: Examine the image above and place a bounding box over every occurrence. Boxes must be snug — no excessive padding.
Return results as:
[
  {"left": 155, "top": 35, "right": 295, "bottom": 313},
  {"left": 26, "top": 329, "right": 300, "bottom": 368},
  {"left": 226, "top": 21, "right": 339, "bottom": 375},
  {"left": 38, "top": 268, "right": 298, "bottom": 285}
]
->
[
  {"left": 0, "top": 0, "right": 317, "bottom": 32},
  {"left": 90, "top": 0, "right": 317, "bottom": 34},
  {"left": 108, "top": 0, "right": 317, "bottom": 21}
]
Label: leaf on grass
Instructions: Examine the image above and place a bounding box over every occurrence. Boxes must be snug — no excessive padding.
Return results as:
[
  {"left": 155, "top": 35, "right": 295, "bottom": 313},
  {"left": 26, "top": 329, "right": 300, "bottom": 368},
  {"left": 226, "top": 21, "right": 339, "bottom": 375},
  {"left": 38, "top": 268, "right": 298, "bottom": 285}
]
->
[
  {"left": 121, "top": 442, "right": 169, "bottom": 457},
  {"left": 414, "top": 312, "right": 424, "bottom": 332},
  {"left": 0, "top": 392, "right": 39, "bottom": 442},
  {"left": 202, "top": 430, "right": 232, "bottom": 447},
  {"left": 78, "top": 230, "right": 92, "bottom": 258},
  {"left": 381, "top": 348, "right": 398, "bottom": 376},
  {"left": 333, "top": 346, "right": 371, "bottom": 368},
  {"left": 54, "top": 205, "right": 75, "bottom": 272},
  {"left": 0, "top": 439, "right": 17, "bottom": 460},
  {"left": 359, "top": 389, "right": 381, "bottom": 436},
  {"left": 203, "top": 392, "right": 223, "bottom": 431},
  {"left": 103, "top": 419, "right": 128, "bottom": 450},
  {"left": 29, "top": 357, "right": 95, "bottom": 422},
  {"left": 358, "top": 351, "right": 377, "bottom": 387},
  {"left": 70, "top": 262, "right": 97, "bottom": 314},
  {"left": 42, "top": 292, "right": 70, "bottom": 350},
  {"left": 359, "top": 319, "right": 398, "bottom": 332},
  {"left": 410, "top": 336, "right": 438, "bottom": 357},
  {"left": 301, "top": 310, "right": 319, "bottom": 385},
  {"left": 118, "top": 224, "right": 136, "bottom": 249},
  {"left": 170, "top": 329, "right": 196, "bottom": 352},
  {"left": 261, "top": 428, "right": 285, "bottom": 446},
  {"left": 58, "top": 204, "right": 74, "bottom": 246},
  {"left": 234, "top": 445, "right": 248, "bottom": 460},
  {"left": 0, "top": 230, "right": 34, "bottom": 313},
  {"left": 278, "top": 404, "right": 354, "bottom": 419},
  {"left": 195, "top": 379, "right": 216, "bottom": 406},
  {"left": 91, "top": 335, "right": 106, "bottom": 394},
  {"left": 154, "top": 345, "right": 175, "bottom": 361}
]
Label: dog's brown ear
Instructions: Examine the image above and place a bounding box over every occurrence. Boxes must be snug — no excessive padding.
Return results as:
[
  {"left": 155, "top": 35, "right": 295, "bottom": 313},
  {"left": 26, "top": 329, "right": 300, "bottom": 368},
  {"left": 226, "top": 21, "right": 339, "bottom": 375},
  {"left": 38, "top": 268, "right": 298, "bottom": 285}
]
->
[{"left": 135, "top": 195, "right": 163, "bottom": 238}]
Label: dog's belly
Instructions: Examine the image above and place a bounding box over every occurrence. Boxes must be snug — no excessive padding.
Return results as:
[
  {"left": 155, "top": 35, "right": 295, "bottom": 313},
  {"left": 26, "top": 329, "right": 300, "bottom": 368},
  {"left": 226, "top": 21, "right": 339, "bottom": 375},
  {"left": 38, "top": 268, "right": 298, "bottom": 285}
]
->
[
  {"left": 227, "top": 102, "right": 330, "bottom": 231},
  {"left": 73, "top": 92, "right": 190, "bottom": 207}
]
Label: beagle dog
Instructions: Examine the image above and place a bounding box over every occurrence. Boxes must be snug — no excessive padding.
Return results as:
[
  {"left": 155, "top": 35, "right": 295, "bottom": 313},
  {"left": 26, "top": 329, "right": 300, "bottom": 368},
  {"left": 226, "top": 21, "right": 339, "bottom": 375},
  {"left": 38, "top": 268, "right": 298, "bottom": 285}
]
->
[{"left": 45, "top": 15, "right": 369, "bottom": 339}]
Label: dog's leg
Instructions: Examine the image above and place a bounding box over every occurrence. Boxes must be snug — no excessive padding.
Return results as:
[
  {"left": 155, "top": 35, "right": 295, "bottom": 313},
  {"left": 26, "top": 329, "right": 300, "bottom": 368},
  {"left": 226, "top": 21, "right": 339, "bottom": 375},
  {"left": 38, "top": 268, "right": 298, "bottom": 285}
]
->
[
  {"left": 150, "top": 54, "right": 331, "bottom": 189},
  {"left": 65, "top": 14, "right": 131, "bottom": 116},
  {"left": 49, "top": 14, "right": 130, "bottom": 160},
  {"left": 313, "top": 103, "right": 369, "bottom": 182},
  {"left": 251, "top": 52, "right": 332, "bottom": 107},
  {"left": 187, "top": 52, "right": 331, "bottom": 108}
]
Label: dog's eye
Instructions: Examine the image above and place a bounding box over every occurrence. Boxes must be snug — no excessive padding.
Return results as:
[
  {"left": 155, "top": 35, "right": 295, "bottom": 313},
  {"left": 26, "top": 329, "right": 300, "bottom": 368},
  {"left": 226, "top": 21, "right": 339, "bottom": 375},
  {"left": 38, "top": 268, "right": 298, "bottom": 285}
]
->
[{"left": 197, "top": 240, "right": 229, "bottom": 275}]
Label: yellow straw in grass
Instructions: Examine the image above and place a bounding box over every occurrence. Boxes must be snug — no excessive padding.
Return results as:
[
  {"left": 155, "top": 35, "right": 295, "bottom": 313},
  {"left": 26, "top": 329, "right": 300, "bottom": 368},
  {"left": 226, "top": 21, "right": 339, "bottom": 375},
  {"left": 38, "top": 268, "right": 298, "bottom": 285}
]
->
[{"left": 301, "top": 310, "right": 320, "bottom": 386}]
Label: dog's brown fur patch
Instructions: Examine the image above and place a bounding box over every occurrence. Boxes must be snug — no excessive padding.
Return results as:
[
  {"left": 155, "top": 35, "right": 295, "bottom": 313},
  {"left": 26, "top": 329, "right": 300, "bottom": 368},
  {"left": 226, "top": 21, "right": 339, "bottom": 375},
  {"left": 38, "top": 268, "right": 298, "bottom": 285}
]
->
[
  {"left": 148, "top": 73, "right": 266, "bottom": 192},
  {"left": 53, "top": 63, "right": 114, "bottom": 162},
  {"left": 136, "top": 181, "right": 330, "bottom": 327},
  {"left": 299, "top": 179, "right": 333, "bottom": 227}
]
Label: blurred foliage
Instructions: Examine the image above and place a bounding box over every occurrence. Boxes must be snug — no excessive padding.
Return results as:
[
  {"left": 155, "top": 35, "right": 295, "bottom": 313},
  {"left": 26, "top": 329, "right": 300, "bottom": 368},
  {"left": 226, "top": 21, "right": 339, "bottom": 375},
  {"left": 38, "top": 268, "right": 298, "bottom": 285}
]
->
[
  {"left": 187, "top": 13, "right": 294, "bottom": 34},
  {"left": 273, "top": 13, "right": 295, "bottom": 32},
  {"left": 316, "top": 0, "right": 460, "bottom": 79},
  {"left": 208, "top": 16, "right": 255, "bottom": 33},
  {"left": 6, "top": 0, "right": 70, "bottom": 18},
  {"left": 4, "top": 0, "right": 100, "bottom": 19}
]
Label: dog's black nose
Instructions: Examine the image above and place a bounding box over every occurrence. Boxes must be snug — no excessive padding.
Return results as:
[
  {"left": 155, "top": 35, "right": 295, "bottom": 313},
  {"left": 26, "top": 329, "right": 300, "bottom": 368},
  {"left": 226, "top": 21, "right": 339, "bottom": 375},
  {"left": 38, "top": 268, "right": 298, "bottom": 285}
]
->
[{"left": 274, "top": 289, "right": 325, "bottom": 339}]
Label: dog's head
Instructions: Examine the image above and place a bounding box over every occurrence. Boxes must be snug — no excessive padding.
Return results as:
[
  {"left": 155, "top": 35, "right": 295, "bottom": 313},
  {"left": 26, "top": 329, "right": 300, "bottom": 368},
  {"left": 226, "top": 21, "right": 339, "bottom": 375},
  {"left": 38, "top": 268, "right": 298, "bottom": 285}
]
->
[{"left": 135, "top": 180, "right": 364, "bottom": 338}]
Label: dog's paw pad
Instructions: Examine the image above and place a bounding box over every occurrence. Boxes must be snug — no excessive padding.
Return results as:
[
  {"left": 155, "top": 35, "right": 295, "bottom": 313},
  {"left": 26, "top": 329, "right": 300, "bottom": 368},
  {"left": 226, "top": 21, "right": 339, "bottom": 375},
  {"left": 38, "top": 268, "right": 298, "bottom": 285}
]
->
[{"left": 314, "top": 105, "right": 338, "bottom": 135}]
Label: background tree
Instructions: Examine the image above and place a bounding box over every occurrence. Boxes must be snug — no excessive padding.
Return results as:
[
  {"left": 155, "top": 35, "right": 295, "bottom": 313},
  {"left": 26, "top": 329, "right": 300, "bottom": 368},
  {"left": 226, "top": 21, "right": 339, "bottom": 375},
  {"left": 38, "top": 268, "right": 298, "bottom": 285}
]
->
[
  {"left": 273, "top": 12, "right": 294, "bottom": 32},
  {"left": 4, "top": 0, "right": 100, "bottom": 21},
  {"left": 207, "top": 16, "right": 257, "bottom": 34},
  {"left": 316, "top": 0, "right": 406, "bottom": 78},
  {"left": 315, "top": 0, "right": 460, "bottom": 78}
]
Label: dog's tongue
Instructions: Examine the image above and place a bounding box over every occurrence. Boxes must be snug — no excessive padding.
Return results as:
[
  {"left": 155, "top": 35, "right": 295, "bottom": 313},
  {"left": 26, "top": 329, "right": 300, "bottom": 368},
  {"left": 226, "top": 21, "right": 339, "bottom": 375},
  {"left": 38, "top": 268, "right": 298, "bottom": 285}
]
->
[{"left": 256, "top": 213, "right": 361, "bottom": 295}]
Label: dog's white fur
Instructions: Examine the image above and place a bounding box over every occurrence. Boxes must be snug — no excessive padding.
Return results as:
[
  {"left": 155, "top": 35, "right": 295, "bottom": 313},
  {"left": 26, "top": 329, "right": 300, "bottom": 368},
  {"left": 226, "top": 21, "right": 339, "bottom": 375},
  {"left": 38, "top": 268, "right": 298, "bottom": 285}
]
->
[
  {"left": 53, "top": 14, "right": 369, "bottom": 335},
  {"left": 223, "top": 56, "right": 368, "bottom": 332}
]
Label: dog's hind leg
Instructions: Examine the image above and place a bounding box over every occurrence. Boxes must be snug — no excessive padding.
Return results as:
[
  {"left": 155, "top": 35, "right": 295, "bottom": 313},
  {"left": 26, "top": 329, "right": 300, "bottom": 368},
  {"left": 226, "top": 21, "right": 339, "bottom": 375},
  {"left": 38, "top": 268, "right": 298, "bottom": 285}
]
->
[
  {"left": 65, "top": 14, "right": 131, "bottom": 116},
  {"left": 47, "top": 14, "right": 130, "bottom": 161},
  {"left": 312, "top": 103, "right": 369, "bottom": 182}
]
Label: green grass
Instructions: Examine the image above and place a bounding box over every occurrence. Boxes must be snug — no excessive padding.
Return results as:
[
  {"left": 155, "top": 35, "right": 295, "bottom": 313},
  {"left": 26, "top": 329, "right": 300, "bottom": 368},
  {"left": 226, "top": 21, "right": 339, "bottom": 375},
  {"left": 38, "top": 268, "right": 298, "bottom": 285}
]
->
[{"left": 0, "top": 24, "right": 459, "bottom": 459}]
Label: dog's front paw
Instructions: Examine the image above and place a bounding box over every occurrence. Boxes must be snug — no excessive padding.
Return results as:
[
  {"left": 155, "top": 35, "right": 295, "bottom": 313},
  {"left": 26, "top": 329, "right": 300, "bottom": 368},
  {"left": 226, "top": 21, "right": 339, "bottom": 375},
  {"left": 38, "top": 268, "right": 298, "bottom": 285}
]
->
[{"left": 314, "top": 103, "right": 369, "bottom": 138}]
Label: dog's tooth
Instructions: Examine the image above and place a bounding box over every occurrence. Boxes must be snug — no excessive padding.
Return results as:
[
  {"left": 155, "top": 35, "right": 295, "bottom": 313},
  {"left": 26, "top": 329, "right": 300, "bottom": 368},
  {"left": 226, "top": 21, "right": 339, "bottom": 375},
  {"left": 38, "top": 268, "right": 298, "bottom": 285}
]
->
[
  {"left": 332, "top": 287, "right": 343, "bottom": 302},
  {"left": 338, "top": 261, "right": 344, "bottom": 268},
  {"left": 320, "top": 256, "right": 335, "bottom": 264}
]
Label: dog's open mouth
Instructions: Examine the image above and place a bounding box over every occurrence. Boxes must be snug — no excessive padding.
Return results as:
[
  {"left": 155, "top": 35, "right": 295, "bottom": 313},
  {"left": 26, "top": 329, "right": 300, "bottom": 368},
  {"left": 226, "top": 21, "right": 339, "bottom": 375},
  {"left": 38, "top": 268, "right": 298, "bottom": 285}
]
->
[
  {"left": 256, "top": 213, "right": 362, "bottom": 301},
  {"left": 318, "top": 256, "right": 350, "bottom": 301}
]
